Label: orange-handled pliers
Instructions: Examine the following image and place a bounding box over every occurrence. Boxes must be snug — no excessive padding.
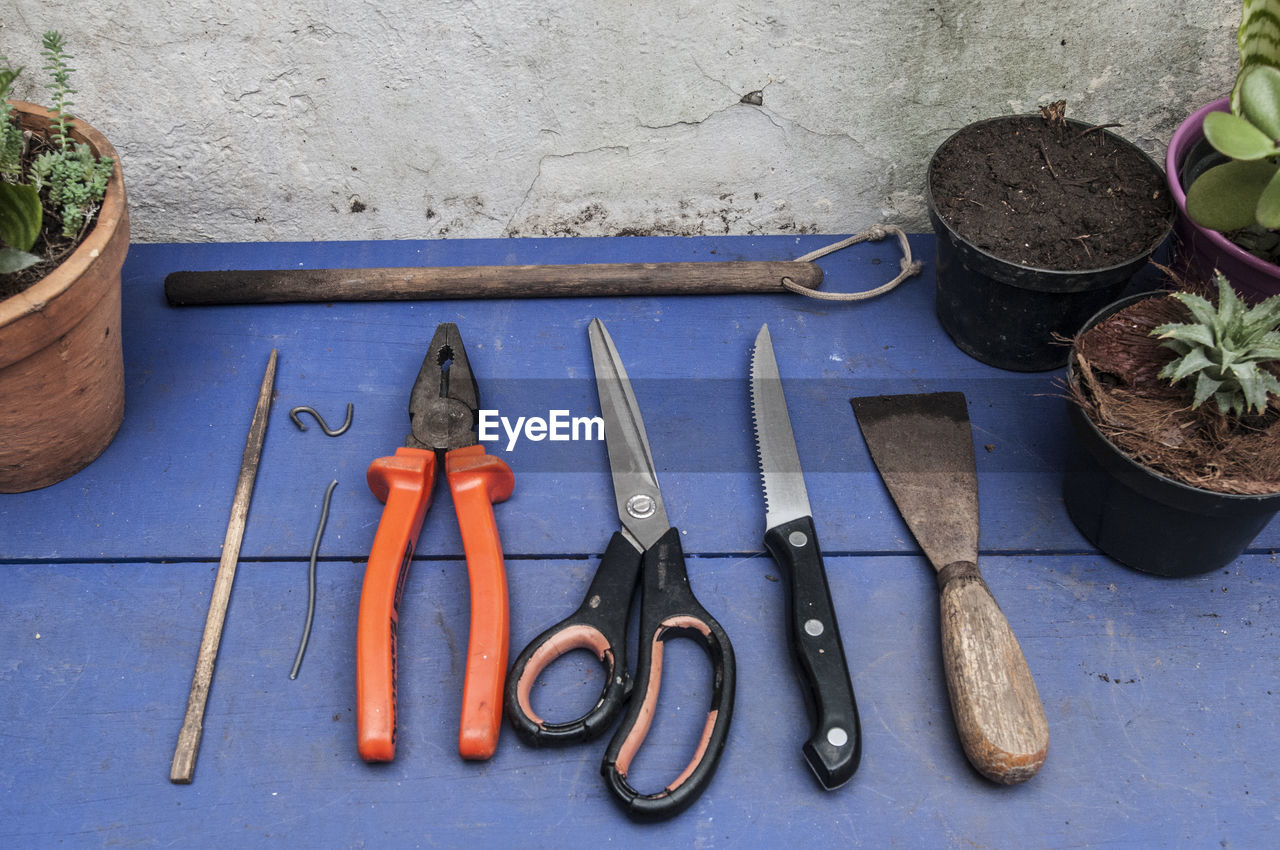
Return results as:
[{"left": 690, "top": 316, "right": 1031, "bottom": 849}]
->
[{"left": 356, "top": 322, "right": 514, "bottom": 763}]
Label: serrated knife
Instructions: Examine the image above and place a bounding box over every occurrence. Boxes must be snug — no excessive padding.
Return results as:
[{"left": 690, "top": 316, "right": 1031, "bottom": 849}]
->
[{"left": 751, "top": 324, "right": 862, "bottom": 789}]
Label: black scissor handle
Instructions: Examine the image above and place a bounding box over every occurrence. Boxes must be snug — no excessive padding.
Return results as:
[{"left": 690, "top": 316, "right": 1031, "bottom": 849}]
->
[
  {"left": 601, "top": 527, "right": 737, "bottom": 822},
  {"left": 504, "top": 532, "right": 643, "bottom": 746}
]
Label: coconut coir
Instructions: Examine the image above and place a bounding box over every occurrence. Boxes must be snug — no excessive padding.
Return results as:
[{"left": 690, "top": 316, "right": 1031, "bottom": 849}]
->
[
  {"left": 1070, "top": 293, "right": 1280, "bottom": 496},
  {"left": 930, "top": 114, "right": 1172, "bottom": 271}
]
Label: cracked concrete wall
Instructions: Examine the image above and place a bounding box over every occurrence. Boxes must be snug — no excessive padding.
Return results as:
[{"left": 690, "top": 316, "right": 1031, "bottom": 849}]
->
[{"left": 0, "top": 0, "right": 1240, "bottom": 242}]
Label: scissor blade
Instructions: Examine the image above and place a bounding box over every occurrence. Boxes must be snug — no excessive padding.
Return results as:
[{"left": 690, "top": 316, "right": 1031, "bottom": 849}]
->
[
  {"left": 588, "top": 319, "right": 670, "bottom": 550},
  {"left": 750, "top": 324, "right": 813, "bottom": 531}
]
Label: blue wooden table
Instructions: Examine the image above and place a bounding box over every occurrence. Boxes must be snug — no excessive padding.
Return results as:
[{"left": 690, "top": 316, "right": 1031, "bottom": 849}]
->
[{"left": 2, "top": 235, "right": 1277, "bottom": 847}]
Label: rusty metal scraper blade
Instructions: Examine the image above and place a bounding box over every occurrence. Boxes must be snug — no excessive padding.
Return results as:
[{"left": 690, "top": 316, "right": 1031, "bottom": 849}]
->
[
  {"left": 851, "top": 393, "right": 979, "bottom": 569},
  {"left": 851, "top": 392, "right": 1049, "bottom": 785}
]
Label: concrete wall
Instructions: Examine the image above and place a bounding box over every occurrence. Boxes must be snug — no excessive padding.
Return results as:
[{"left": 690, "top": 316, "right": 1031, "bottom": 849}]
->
[{"left": 0, "top": 0, "right": 1239, "bottom": 243}]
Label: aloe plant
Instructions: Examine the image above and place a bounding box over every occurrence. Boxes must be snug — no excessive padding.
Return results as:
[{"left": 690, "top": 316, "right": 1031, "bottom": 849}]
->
[{"left": 1152, "top": 272, "right": 1280, "bottom": 416}]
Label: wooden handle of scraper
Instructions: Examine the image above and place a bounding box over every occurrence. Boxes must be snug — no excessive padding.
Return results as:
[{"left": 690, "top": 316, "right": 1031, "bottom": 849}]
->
[
  {"left": 164, "top": 261, "right": 822, "bottom": 305},
  {"left": 937, "top": 564, "right": 1049, "bottom": 785}
]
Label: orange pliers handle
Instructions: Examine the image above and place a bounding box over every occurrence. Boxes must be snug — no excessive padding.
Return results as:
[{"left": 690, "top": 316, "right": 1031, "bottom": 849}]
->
[
  {"left": 446, "top": 444, "right": 515, "bottom": 759},
  {"left": 355, "top": 444, "right": 514, "bottom": 763}
]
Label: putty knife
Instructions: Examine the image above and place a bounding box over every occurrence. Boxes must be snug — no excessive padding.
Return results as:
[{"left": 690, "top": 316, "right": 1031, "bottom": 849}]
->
[{"left": 851, "top": 391, "right": 1049, "bottom": 784}]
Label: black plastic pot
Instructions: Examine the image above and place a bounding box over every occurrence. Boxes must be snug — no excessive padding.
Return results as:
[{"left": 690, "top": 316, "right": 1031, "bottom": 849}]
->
[
  {"left": 926, "top": 116, "right": 1173, "bottom": 372},
  {"left": 1063, "top": 294, "right": 1280, "bottom": 577}
]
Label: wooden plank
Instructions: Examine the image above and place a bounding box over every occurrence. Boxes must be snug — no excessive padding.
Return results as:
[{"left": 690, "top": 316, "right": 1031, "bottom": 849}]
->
[
  {"left": 1, "top": 554, "right": 1278, "bottom": 845},
  {"left": 7, "top": 236, "right": 1257, "bottom": 564}
]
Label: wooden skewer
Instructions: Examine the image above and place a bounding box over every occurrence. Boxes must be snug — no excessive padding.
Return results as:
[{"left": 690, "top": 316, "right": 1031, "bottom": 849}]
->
[{"left": 170, "top": 349, "right": 278, "bottom": 784}]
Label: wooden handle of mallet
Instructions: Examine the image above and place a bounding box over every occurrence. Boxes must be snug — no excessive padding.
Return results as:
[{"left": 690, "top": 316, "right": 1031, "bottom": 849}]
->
[{"left": 164, "top": 261, "right": 822, "bottom": 305}]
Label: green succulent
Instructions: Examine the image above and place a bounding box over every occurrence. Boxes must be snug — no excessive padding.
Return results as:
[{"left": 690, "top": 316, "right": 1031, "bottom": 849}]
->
[
  {"left": 0, "top": 62, "right": 23, "bottom": 177},
  {"left": 32, "top": 31, "right": 112, "bottom": 239},
  {"left": 1233, "top": 0, "right": 1280, "bottom": 114},
  {"left": 0, "top": 57, "right": 40, "bottom": 273},
  {"left": 1152, "top": 272, "right": 1280, "bottom": 417},
  {"left": 30, "top": 141, "right": 112, "bottom": 237},
  {"left": 0, "top": 30, "right": 112, "bottom": 276},
  {"left": 1186, "top": 1, "right": 1280, "bottom": 233},
  {"left": 1187, "top": 66, "right": 1280, "bottom": 232}
]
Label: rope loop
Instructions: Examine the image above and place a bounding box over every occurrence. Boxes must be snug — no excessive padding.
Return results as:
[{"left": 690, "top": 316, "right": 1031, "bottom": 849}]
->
[{"left": 781, "top": 224, "right": 923, "bottom": 302}]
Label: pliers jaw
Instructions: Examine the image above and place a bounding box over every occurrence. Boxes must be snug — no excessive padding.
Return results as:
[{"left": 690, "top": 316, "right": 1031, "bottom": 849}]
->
[{"left": 406, "top": 322, "right": 481, "bottom": 452}]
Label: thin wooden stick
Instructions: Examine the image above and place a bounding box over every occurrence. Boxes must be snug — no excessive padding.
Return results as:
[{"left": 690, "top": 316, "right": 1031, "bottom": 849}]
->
[{"left": 170, "top": 349, "right": 278, "bottom": 784}]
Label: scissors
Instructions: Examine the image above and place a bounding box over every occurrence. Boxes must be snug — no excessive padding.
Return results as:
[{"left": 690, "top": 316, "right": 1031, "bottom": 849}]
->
[{"left": 504, "top": 318, "right": 737, "bottom": 821}]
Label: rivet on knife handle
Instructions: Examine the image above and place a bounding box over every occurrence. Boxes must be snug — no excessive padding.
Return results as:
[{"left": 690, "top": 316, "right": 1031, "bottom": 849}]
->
[{"left": 937, "top": 562, "right": 1048, "bottom": 784}]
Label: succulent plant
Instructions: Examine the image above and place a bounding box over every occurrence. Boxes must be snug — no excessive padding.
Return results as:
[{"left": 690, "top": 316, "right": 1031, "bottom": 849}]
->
[
  {"left": 1233, "top": 0, "right": 1280, "bottom": 114},
  {"left": 1185, "top": 1, "right": 1280, "bottom": 234},
  {"left": 1187, "top": 65, "right": 1280, "bottom": 233},
  {"left": 1, "top": 31, "right": 113, "bottom": 276},
  {"left": 1152, "top": 271, "right": 1280, "bottom": 416}
]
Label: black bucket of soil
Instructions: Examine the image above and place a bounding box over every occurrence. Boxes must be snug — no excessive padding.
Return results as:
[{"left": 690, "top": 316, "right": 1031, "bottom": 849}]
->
[
  {"left": 927, "top": 111, "right": 1174, "bottom": 372},
  {"left": 1063, "top": 293, "right": 1280, "bottom": 577}
]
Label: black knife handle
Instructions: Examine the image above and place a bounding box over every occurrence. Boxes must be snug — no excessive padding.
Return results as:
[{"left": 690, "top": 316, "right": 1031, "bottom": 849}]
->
[{"left": 764, "top": 515, "right": 862, "bottom": 789}]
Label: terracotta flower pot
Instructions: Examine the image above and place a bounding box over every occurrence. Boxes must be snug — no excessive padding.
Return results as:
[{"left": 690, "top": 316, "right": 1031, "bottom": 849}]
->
[
  {"left": 0, "top": 101, "right": 129, "bottom": 492},
  {"left": 1165, "top": 98, "right": 1280, "bottom": 302}
]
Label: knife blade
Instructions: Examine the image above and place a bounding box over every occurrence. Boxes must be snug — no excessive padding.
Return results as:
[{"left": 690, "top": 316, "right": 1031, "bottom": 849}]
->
[{"left": 750, "top": 324, "right": 861, "bottom": 790}]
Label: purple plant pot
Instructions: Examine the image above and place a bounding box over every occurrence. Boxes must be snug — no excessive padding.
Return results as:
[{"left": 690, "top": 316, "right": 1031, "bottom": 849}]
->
[{"left": 1166, "top": 98, "right": 1280, "bottom": 302}]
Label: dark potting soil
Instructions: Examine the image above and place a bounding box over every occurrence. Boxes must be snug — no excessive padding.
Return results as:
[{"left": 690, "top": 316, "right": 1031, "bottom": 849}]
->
[
  {"left": 0, "top": 230, "right": 80, "bottom": 300},
  {"left": 930, "top": 114, "right": 1172, "bottom": 271},
  {"left": 1070, "top": 293, "right": 1280, "bottom": 496}
]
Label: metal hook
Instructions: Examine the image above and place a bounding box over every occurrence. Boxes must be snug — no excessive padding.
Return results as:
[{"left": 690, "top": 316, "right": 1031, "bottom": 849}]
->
[{"left": 290, "top": 403, "right": 353, "bottom": 436}]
